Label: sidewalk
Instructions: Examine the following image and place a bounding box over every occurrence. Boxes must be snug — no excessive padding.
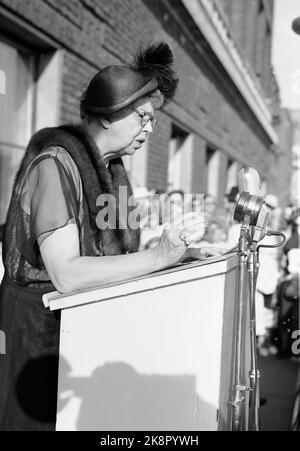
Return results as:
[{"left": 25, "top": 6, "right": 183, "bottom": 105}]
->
[{"left": 259, "top": 355, "right": 299, "bottom": 431}]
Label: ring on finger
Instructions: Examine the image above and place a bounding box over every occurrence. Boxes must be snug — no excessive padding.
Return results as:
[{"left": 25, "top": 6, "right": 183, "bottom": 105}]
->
[{"left": 179, "top": 232, "right": 191, "bottom": 247}]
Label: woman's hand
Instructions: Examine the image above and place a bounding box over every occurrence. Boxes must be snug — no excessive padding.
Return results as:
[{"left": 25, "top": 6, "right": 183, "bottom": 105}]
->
[
  {"left": 183, "top": 247, "right": 227, "bottom": 262},
  {"left": 153, "top": 212, "right": 225, "bottom": 266},
  {"left": 153, "top": 227, "right": 187, "bottom": 266}
]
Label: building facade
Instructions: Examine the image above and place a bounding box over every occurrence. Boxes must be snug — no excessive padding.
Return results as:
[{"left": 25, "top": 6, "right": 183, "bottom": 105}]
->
[{"left": 0, "top": 0, "right": 293, "bottom": 223}]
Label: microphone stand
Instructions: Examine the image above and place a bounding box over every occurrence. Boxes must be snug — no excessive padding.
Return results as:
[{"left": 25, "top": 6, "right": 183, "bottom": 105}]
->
[
  {"left": 230, "top": 222, "right": 249, "bottom": 431},
  {"left": 230, "top": 198, "right": 286, "bottom": 431},
  {"left": 230, "top": 221, "right": 261, "bottom": 431},
  {"left": 230, "top": 202, "right": 269, "bottom": 431},
  {"left": 229, "top": 170, "right": 286, "bottom": 431}
]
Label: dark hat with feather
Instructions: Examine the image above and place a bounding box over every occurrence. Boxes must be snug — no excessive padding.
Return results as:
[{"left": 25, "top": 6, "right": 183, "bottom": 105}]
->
[{"left": 82, "top": 42, "right": 178, "bottom": 114}]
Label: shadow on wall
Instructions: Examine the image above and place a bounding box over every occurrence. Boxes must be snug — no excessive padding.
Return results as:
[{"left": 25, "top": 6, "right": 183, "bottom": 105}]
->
[{"left": 17, "top": 356, "right": 221, "bottom": 431}]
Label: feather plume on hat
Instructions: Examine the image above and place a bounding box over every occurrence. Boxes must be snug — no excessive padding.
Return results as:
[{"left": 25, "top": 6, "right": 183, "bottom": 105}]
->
[
  {"left": 81, "top": 42, "right": 178, "bottom": 116},
  {"left": 131, "top": 42, "right": 179, "bottom": 105}
]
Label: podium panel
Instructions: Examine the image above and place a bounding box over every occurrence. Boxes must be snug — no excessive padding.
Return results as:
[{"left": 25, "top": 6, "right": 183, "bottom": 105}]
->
[{"left": 44, "top": 255, "right": 248, "bottom": 431}]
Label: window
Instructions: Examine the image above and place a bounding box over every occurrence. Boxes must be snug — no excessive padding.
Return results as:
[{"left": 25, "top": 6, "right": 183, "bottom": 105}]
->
[
  {"left": 254, "top": 0, "right": 265, "bottom": 79},
  {"left": 167, "top": 124, "right": 192, "bottom": 192},
  {"left": 226, "top": 159, "right": 239, "bottom": 193},
  {"left": 0, "top": 38, "right": 36, "bottom": 223},
  {"left": 206, "top": 146, "right": 220, "bottom": 198},
  {"left": 0, "top": 33, "right": 62, "bottom": 224}
]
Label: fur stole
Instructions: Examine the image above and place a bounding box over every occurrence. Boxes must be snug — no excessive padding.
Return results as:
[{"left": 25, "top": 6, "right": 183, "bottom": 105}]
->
[{"left": 12, "top": 124, "right": 140, "bottom": 256}]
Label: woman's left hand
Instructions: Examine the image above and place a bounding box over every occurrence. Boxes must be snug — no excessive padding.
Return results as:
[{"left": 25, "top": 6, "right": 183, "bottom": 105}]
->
[
  {"left": 183, "top": 247, "right": 227, "bottom": 261},
  {"left": 166, "top": 211, "right": 208, "bottom": 245},
  {"left": 163, "top": 212, "right": 227, "bottom": 262}
]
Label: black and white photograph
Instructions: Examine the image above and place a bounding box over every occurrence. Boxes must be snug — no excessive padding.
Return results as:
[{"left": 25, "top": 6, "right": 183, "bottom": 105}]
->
[{"left": 0, "top": 0, "right": 299, "bottom": 433}]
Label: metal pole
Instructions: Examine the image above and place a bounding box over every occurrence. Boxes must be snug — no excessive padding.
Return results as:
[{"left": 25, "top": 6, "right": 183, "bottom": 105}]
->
[
  {"left": 230, "top": 227, "right": 248, "bottom": 431},
  {"left": 247, "top": 243, "right": 260, "bottom": 431}
]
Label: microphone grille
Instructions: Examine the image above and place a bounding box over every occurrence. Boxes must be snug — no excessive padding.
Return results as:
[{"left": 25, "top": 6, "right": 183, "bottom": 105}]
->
[
  {"left": 237, "top": 168, "right": 247, "bottom": 193},
  {"left": 237, "top": 167, "right": 262, "bottom": 196}
]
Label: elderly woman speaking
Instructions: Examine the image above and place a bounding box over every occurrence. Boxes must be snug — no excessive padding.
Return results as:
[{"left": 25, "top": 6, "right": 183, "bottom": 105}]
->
[{"left": 0, "top": 42, "right": 222, "bottom": 430}]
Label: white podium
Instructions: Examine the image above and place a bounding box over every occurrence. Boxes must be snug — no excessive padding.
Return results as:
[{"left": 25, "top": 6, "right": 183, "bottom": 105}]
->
[{"left": 44, "top": 254, "right": 250, "bottom": 431}]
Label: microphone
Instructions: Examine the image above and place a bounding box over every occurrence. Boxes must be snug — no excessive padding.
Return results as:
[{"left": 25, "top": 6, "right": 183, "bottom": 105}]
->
[
  {"left": 237, "top": 167, "right": 262, "bottom": 197},
  {"left": 234, "top": 167, "right": 269, "bottom": 242}
]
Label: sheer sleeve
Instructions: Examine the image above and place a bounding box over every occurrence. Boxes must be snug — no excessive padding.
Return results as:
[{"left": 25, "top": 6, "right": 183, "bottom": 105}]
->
[{"left": 29, "top": 155, "right": 79, "bottom": 246}]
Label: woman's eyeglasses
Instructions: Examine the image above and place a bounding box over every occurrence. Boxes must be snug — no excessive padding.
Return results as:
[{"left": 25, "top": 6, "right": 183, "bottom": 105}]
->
[{"left": 134, "top": 109, "right": 157, "bottom": 128}]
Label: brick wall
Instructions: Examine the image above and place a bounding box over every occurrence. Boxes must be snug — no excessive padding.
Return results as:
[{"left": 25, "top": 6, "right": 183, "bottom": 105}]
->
[
  {"left": 0, "top": 0, "right": 289, "bottom": 202},
  {"left": 219, "top": 0, "right": 274, "bottom": 100},
  {"left": 146, "top": 112, "right": 171, "bottom": 192}
]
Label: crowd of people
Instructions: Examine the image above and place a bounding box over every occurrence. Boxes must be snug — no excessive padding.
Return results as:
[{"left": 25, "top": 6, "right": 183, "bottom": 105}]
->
[{"left": 135, "top": 186, "right": 300, "bottom": 360}]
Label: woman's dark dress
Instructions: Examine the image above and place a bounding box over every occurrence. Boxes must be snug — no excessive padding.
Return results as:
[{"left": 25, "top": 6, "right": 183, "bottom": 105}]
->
[{"left": 0, "top": 147, "right": 85, "bottom": 430}]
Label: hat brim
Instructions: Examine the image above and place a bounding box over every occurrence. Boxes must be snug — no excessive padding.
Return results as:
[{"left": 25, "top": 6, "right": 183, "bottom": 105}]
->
[{"left": 84, "top": 78, "right": 158, "bottom": 114}]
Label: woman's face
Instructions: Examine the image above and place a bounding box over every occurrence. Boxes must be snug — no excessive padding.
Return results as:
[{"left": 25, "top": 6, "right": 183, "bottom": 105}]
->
[
  {"left": 103, "top": 99, "right": 156, "bottom": 159},
  {"left": 204, "top": 196, "right": 216, "bottom": 215}
]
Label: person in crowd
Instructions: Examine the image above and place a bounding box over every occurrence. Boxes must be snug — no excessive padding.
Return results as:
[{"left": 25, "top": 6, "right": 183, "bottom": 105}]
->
[
  {"left": 224, "top": 186, "right": 239, "bottom": 227},
  {"left": 135, "top": 187, "right": 163, "bottom": 250},
  {"left": 224, "top": 187, "right": 240, "bottom": 249},
  {"left": 276, "top": 208, "right": 300, "bottom": 358},
  {"left": 0, "top": 42, "right": 225, "bottom": 430},
  {"left": 252, "top": 195, "right": 281, "bottom": 356},
  {"left": 195, "top": 219, "right": 228, "bottom": 248},
  {"left": 203, "top": 194, "right": 217, "bottom": 220},
  {"left": 283, "top": 202, "right": 298, "bottom": 240},
  {"left": 167, "top": 189, "right": 185, "bottom": 223},
  {"left": 133, "top": 187, "right": 152, "bottom": 229}
]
